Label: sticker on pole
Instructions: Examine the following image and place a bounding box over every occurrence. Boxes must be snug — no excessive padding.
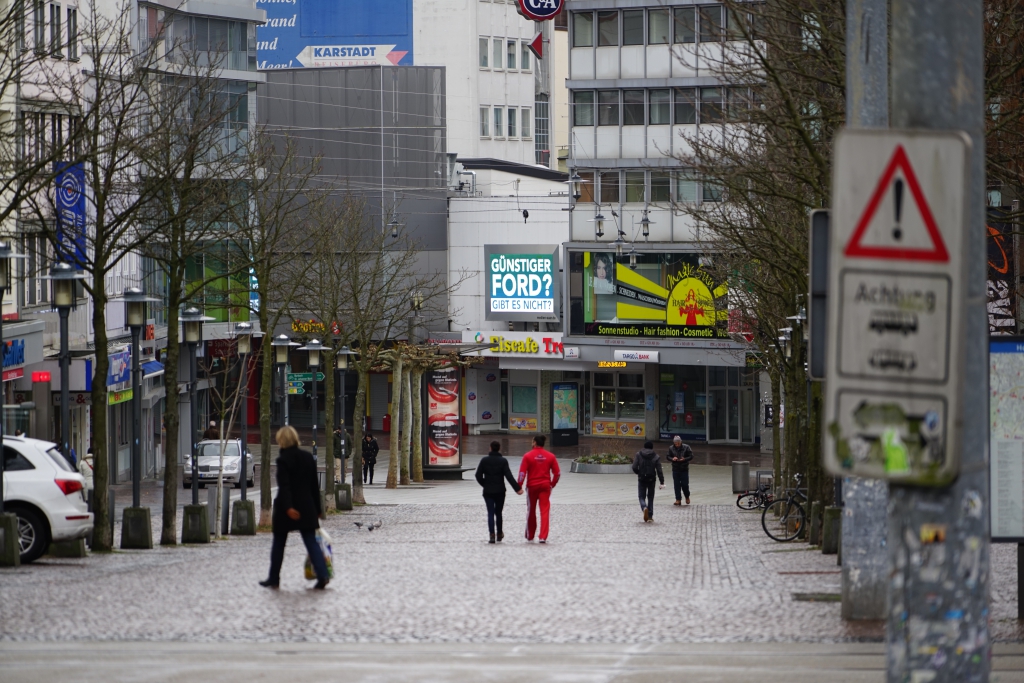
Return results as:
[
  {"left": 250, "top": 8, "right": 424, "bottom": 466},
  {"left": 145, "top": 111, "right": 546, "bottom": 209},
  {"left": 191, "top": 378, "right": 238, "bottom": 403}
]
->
[{"left": 824, "top": 129, "right": 971, "bottom": 485}]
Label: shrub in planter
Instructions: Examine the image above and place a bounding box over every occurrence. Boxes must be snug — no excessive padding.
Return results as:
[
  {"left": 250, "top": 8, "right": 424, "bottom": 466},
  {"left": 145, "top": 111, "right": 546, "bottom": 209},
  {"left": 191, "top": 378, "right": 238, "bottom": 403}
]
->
[{"left": 575, "top": 452, "right": 632, "bottom": 465}]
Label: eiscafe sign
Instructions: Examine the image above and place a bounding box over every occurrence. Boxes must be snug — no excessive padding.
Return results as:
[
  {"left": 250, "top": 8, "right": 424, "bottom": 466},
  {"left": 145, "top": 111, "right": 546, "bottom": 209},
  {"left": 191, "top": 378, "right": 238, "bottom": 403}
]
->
[{"left": 462, "top": 331, "right": 564, "bottom": 358}]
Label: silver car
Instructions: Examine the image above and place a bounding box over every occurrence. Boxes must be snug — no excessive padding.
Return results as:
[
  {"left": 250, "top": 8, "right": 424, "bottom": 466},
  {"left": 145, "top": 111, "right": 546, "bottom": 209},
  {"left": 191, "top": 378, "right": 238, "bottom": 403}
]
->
[{"left": 182, "top": 440, "right": 254, "bottom": 489}]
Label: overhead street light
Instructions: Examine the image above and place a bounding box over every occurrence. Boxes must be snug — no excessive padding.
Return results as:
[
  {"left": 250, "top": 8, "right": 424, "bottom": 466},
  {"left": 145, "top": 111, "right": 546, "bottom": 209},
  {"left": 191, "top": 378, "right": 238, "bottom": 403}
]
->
[
  {"left": 44, "top": 262, "right": 86, "bottom": 467},
  {"left": 298, "top": 339, "right": 327, "bottom": 459},
  {"left": 180, "top": 306, "right": 214, "bottom": 507},
  {"left": 233, "top": 322, "right": 259, "bottom": 503},
  {"left": 271, "top": 334, "right": 299, "bottom": 426}
]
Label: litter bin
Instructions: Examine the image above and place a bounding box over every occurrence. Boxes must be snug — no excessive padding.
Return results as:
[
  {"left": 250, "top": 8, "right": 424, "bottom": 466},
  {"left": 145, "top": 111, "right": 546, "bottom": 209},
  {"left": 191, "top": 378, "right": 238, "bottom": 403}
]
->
[{"left": 731, "top": 461, "right": 750, "bottom": 493}]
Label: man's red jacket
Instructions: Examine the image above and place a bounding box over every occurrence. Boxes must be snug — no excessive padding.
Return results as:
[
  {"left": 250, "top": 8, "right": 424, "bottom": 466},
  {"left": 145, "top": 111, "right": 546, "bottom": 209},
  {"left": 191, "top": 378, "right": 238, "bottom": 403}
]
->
[{"left": 518, "top": 448, "right": 560, "bottom": 490}]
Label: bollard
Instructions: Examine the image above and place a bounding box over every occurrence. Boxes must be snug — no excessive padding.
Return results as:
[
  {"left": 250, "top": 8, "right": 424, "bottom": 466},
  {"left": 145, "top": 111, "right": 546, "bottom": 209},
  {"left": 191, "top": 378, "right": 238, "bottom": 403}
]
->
[
  {"left": 120, "top": 507, "right": 153, "bottom": 550},
  {"left": 207, "top": 487, "right": 218, "bottom": 534},
  {"left": 108, "top": 488, "right": 116, "bottom": 544},
  {"left": 222, "top": 486, "right": 231, "bottom": 536},
  {"left": 231, "top": 499, "right": 256, "bottom": 535},
  {"left": 49, "top": 538, "right": 87, "bottom": 557},
  {"left": 182, "top": 503, "right": 210, "bottom": 543},
  {"left": 822, "top": 506, "right": 841, "bottom": 554},
  {"left": 335, "top": 483, "right": 352, "bottom": 511},
  {"left": 809, "top": 501, "right": 822, "bottom": 546},
  {"left": 0, "top": 513, "right": 20, "bottom": 567}
]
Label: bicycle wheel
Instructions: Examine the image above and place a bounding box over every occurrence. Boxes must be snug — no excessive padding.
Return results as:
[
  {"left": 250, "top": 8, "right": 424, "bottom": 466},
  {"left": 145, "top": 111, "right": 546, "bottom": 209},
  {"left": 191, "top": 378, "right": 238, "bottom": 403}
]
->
[
  {"left": 737, "top": 493, "right": 759, "bottom": 510},
  {"left": 759, "top": 492, "right": 774, "bottom": 509},
  {"left": 762, "top": 499, "right": 806, "bottom": 542}
]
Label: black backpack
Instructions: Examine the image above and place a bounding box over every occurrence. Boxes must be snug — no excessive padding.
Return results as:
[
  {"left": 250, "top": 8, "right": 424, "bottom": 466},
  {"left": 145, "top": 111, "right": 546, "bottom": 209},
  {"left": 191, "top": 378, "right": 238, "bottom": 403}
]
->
[{"left": 637, "top": 452, "right": 658, "bottom": 481}]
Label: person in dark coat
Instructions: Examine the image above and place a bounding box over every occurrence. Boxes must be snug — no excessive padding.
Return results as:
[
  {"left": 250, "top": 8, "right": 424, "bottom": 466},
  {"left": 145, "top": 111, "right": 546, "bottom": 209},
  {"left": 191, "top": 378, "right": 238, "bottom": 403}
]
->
[
  {"left": 361, "top": 432, "right": 379, "bottom": 485},
  {"left": 667, "top": 435, "right": 694, "bottom": 505},
  {"left": 203, "top": 420, "right": 219, "bottom": 440},
  {"left": 260, "top": 425, "right": 330, "bottom": 590},
  {"left": 632, "top": 441, "right": 665, "bottom": 523},
  {"left": 475, "top": 441, "right": 523, "bottom": 543}
]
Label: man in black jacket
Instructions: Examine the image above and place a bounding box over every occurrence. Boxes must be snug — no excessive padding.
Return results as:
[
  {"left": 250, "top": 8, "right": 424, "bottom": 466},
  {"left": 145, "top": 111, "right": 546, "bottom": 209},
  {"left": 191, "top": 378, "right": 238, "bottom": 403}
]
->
[
  {"left": 668, "top": 435, "right": 694, "bottom": 505},
  {"left": 632, "top": 441, "right": 665, "bottom": 522},
  {"left": 361, "top": 432, "right": 379, "bottom": 485},
  {"left": 475, "top": 441, "right": 523, "bottom": 543}
]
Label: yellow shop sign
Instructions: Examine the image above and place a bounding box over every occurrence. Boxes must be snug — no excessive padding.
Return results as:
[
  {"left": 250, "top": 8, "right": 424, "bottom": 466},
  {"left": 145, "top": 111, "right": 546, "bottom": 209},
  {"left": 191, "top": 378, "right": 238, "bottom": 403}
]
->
[{"left": 108, "top": 388, "right": 134, "bottom": 405}]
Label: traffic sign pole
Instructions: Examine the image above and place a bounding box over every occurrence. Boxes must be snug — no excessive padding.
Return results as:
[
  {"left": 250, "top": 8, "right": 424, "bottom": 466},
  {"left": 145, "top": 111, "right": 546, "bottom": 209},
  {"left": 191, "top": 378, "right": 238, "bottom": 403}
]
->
[{"left": 887, "top": 0, "right": 989, "bottom": 679}]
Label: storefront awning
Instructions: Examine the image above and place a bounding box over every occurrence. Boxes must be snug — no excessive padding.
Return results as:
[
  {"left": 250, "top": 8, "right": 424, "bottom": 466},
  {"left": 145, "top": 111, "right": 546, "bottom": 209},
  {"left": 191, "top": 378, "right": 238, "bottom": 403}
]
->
[{"left": 141, "top": 360, "right": 164, "bottom": 378}]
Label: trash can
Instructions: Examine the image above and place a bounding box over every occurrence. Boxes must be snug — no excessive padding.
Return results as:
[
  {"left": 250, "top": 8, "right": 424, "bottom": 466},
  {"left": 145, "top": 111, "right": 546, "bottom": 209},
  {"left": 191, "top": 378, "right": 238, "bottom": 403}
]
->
[{"left": 731, "top": 461, "right": 750, "bottom": 493}]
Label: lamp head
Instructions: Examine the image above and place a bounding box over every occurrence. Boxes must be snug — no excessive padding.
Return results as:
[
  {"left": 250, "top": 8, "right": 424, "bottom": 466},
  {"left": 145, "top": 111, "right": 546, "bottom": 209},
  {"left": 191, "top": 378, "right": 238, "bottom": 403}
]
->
[
  {"left": 179, "top": 306, "right": 211, "bottom": 344},
  {"left": 271, "top": 334, "right": 298, "bottom": 365},
  {"left": 298, "top": 339, "right": 325, "bottom": 367},
  {"left": 234, "top": 321, "right": 253, "bottom": 355},
  {"left": 46, "top": 261, "right": 85, "bottom": 309}
]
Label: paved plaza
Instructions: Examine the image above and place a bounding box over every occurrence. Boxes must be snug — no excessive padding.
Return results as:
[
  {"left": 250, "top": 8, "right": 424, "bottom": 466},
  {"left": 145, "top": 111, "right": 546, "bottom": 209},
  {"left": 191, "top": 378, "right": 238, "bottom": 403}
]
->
[{"left": 2, "top": 458, "right": 1021, "bottom": 681}]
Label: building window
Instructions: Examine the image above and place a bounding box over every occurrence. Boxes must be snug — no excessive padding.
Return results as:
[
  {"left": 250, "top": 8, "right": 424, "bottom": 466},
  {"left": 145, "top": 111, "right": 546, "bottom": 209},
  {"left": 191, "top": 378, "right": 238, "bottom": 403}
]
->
[
  {"left": 649, "top": 89, "right": 670, "bottom": 125},
  {"left": 649, "top": 9, "right": 670, "bottom": 44},
  {"left": 573, "top": 91, "right": 595, "bottom": 126},
  {"left": 492, "top": 38, "right": 502, "bottom": 69},
  {"left": 22, "top": 233, "right": 49, "bottom": 306},
  {"left": 623, "top": 90, "right": 644, "bottom": 126},
  {"left": 521, "top": 41, "right": 531, "bottom": 70},
  {"left": 480, "top": 107, "right": 490, "bottom": 137},
  {"left": 49, "top": 3, "right": 61, "bottom": 56},
  {"left": 651, "top": 173, "right": 671, "bottom": 203},
  {"left": 622, "top": 10, "right": 643, "bottom": 45},
  {"left": 572, "top": 11, "right": 594, "bottom": 47},
  {"left": 577, "top": 171, "right": 595, "bottom": 202},
  {"left": 34, "top": 0, "right": 45, "bottom": 52},
  {"left": 479, "top": 37, "right": 489, "bottom": 67},
  {"left": 600, "top": 171, "right": 619, "bottom": 204},
  {"left": 700, "top": 5, "right": 723, "bottom": 43},
  {"left": 507, "top": 40, "right": 517, "bottom": 69},
  {"left": 507, "top": 108, "right": 517, "bottom": 137},
  {"left": 701, "top": 87, "right": 724, "bottom": 123},
  {"left": 493, "top": 107, "right": 503, "bottom": 137},
  {"left": 594, "top": 373, "right": 645, "bottom": 420},
  {"left": 674, "top": 7, "right": 696, "bottom": 44},
  {"left": 674, "top": 88, "right": 697, "bottom": 124},
  {"left": 521, "top": 107, "right": 531, "bottom": 138},
  {"left": 676, "top": 171, "right": 698, "bottom": 203},
  {"left": 597, "top": 90, "right": 619, "bottom": 126},
  {"left": 534, "top": 99, "right": 548, "bottom": 163},
  {"left": 625, "top": 171, "right": 645, "bottom": 203},
  {"left": 703, "top": 179, "right": 724, "bottom": 202},
  {"left": 597, "top": 10, "right": 618, "bottom": 46},
  {"left": 511, "top": 385, "right": 538, "bottom": 415}
]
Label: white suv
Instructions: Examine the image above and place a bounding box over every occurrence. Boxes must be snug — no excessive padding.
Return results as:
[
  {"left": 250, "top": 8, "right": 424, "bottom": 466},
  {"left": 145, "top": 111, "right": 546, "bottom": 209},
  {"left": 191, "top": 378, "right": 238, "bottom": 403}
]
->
[{"left": 2, "top": 436, "right": 93, "bottom": 563}]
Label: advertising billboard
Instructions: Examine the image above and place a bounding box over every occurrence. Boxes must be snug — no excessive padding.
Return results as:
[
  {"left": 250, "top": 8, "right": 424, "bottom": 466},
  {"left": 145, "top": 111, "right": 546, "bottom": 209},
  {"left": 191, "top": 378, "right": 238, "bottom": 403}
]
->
[
  {"left": 425, "top": 363, "right": 460, "bottom": 467},
  {"left": 55, "top": 162, "right": 87, "bottom": 268},
  {"left": 484, "top": 245, "right": 559, "bottom": 322},
  {"left": 987, "top": 208, "right": 1016, "bottom": 335},
  {"left": 569, "top": 251, "right": 729, "bottom": 339},
  {"left": 256, "top": 0, "right": 414, "bottom": 69}
]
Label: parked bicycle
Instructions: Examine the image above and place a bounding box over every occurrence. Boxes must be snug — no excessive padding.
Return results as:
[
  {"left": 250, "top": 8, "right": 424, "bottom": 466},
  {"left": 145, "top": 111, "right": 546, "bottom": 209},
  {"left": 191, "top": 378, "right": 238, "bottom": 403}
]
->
[
  {"left": 736, "top": 482, "right": 774, "bottom": 510},
  {"left": 761, "top": 474, "right": 808, "bottom": 542}
]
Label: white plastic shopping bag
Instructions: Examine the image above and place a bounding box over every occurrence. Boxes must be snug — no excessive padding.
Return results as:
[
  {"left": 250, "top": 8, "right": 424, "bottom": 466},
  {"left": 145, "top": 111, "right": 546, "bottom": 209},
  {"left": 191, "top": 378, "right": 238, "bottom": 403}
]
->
[{"left": 304, "top": 528, "right": 334, "bottom": 580}]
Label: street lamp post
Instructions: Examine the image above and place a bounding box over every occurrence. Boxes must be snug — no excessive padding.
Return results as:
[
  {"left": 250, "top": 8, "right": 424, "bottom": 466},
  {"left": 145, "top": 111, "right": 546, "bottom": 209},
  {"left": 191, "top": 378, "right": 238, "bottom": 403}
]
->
[
  {"left": 0, "top": 243, "right": 25, "bottom": 567},
  {"left": 298, "top": 339, "right": 325, "bottom": 460},
  {"left": 180, "top": 307, "right": 213, "bottom": 507},
  {"left": 46, "top": 263, "right": 85, "bottom": 466},
  {"left": 271, "top": 335, "right": 298, "bottom": 427},
  {"left": 234, "top": 323, "right": 253, "bottom": 503}
]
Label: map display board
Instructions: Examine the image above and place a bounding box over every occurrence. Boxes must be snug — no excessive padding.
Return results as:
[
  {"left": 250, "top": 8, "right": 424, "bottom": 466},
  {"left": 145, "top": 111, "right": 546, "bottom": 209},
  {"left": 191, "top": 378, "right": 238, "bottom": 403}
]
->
[
  {"left": 990, "top": 337, "right": 1024, "bottom": 541},
  {"left": 551, "top": 383, "right": 578, "bottom": 430}
]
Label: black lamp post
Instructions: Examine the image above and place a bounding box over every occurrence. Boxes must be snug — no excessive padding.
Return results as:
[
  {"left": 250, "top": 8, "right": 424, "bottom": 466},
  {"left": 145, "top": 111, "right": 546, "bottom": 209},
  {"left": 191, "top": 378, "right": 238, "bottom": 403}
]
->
[
  {"left": 298, "top": 339, "right": 325, "bottom": 459},
  {"left": 180, "top": 307, "right": 213, "bottom": 506},
  {"left": 46, "top": 262, "right": 85, "bottom": 465},
  {"left": 233, "top": 322, "right": 255, "bottom": 502},
  {"left": 121, "top": 287, "right": 158, "bottom": 509},
  {"left": 0, "top": 243, "right": 24, "bottom": 518},
  {"left": 271, "top": 334, "right": 298, "bottom": 426}
]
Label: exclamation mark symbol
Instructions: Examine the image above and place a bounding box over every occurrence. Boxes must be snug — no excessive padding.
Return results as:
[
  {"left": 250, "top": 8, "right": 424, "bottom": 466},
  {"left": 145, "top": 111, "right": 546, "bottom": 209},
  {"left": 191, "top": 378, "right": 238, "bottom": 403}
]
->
[{"left": 892, "top": 178, "right": 904, "bottom": 241}]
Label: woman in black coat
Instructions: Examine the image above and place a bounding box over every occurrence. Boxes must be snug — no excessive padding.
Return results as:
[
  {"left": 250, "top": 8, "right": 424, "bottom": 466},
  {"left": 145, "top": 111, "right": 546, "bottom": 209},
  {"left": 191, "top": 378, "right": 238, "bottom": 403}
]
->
[
  {"left": 260, "top": 425, "right": 330, "bottom": 589},
  {"left": 361, "top": 432, "right": 379, "bottom": 485}
]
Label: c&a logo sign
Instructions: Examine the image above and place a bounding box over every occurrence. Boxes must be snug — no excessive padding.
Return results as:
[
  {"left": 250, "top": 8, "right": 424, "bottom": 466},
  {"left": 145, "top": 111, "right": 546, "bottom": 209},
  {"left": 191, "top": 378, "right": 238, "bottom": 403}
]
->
[{"left": 516, "top": 0, "right": 564, "bottom": 22}]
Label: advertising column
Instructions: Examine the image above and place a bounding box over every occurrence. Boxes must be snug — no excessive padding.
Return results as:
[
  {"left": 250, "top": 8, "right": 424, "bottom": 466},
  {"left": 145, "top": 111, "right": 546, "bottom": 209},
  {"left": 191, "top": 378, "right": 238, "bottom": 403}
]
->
[{"left": 425, "top": 363, "right": 461, "bottom": 469}]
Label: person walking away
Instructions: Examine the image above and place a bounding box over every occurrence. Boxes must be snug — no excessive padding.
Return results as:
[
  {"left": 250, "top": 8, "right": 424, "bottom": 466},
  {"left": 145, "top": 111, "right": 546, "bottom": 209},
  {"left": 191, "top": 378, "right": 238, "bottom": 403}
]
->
[
  {"left": 668, "top": 435, "right": 694, "bottom": 505},
  {"left": 260, "top": 425, "right": 329, "bottom": 590},
  {"left": 78, "top": 449, "right": 94, "bottom": 498},
  {"left": 475, "top": 441, "right": 523, "bottom": 543},
  {"left": 203, "top": 420, "right": 219, "bottom": 440},
  {"left": 361, "top": 432, "right": 379, "bottom": 485},
  {"left": 632, "top": 441, "right": 665, "bottom": 522},
  {"left": 517, "top": 435, "right": 560, "bottom": 543},
  {"left": 333, "top": 426, "right": 347, "bottom": 483}
]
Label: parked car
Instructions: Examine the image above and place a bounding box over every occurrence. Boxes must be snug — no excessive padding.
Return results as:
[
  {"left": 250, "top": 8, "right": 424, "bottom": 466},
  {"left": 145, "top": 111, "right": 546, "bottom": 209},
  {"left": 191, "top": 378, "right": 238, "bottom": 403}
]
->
[
  {"left": 2, "top": 436, "right": 93, "bottom": 563},
  {"left": 182, "top": 439, "right": 254, "bottom": 489}
]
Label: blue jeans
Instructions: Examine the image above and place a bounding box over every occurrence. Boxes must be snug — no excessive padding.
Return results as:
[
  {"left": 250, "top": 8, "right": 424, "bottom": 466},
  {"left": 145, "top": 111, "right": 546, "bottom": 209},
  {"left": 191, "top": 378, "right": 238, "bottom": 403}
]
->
[
  {"left": 638, "top": 479, "right": 656, "bottom": 516},
  {"left": 267, "top": 528, "right": 328, "bottom": 584},
  {"left": 483, "top": 492, "right": 506, "bottom": 535}
]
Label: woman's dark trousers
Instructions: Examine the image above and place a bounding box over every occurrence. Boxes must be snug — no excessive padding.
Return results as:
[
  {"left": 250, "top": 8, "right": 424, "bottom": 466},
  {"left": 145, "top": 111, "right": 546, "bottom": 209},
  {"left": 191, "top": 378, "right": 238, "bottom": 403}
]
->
[{"left": 267, "top": 529, "right": 328, "bottom": 584}]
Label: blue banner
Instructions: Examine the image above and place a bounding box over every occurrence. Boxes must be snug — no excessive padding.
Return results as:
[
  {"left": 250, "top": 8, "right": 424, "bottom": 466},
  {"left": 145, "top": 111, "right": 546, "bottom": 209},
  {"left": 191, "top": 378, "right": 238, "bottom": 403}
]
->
[
  {"left": 55, "top": 162, "right": 87, "bottom": 269},
  {"left": 256, "top": 0, "right": 414, "bottom": 70},
  {"left": 107, "top": 350, "right": 130, "bottom": 386}
]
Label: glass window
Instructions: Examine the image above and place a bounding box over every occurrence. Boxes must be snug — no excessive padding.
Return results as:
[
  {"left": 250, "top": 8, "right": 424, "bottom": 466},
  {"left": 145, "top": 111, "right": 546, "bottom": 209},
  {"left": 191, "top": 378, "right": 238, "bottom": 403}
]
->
[
  {"left": 511, "top": 385, "right": 538, "bottom": 414},
  {"left": 660, "top": 366, "right": 707, "bottom": 438},
  {"left": 493, "top": 38, "right": 502, "bottom": 68},
  {"left": 649, "top": 9, "right": 670, "bottom": 44},
  {"left": 3, "top": 447, "right": 35, "bottom": 471},
  {"left": 709, "top": 367, "right": 727, "bottom": 386},
  {"left": 494, "top": 107, "right": 503, "bottom": 136},
  {"left": 623, "top": 90, "right": 644, "bottom": 125},
  {"left": 703, "top": 179, "right": 724, "bottom": 202},
  {"left": 578, "top": 171, "right": 595, "bottom": 203},
  {"left": 521, "top": 42, "right": 531, "bottom": 70},
  {"left": 728, "top": 88, "right": 749, "bottom": 121},
  {"left": 573, "top": 11, "right": 594, "bottom": 47},
  {"left": 573, "top": 91, "right": 595, "bottom": 126},
  {"left": 700, "top": 5, "right": 723, "bottom": 42},
  {"left": 594, "top": 373, "right": 615, "bottom": 387},
  {"left": 598, "top": 11, "right": 618, "bottom": 46},
  {"left": 651, "top": 172, "right": 671, "bottom": 202},
  {"left": 618, "top": 389, "right": 645, "bottom": 418},
  {"left": 508, "top": 108, "right": 517, "bottom": 137},
  {"left": 619, "top": 373, "right": 644, "bottom": 388},
  {"left": 649, "top": 89, "right": 670, "bottom": 125},
  {"left": 622, "top": 10, "right": 644, "bottom": 45},
  {"left": 597, "top": 90, "right": 619, "bottom": 126},
  {"left": 507, "top": 40, "right": 517, "bottom": 69},
  {"left": 674, "top": 7, "right": 696, "bottom": 43},
  {"left": 677, "top": 172, "right": 698, "bottom": 203},
  {"left": 521, "top": 108, "right": 531, "bottom": 138},
  {"left": 595, "top": 387, "right": 617, "bottom": 417},
  {"left": 50, "top": 3, "right": 61, "bottom": 56},
  {"left": 600, "top": 172, "right": 620, "bottom": 204},
  {"left": 674, "top": 88, "right": 697, "bottom": 124},
  {"left": 726, "top": 7, "right": 745, "bottom": 40},
  {"left": 479, "top": 37, "right": 489, "bottom": 67},
  {"left": 66, "top": 7, "right": 77, "bottom": 58},
  {"left": 625, "top": 171, "right": 645, "bottom": 203},
  {"left": 700, "top": 87, "right": 723, "bottom": 124},
  {"left": 480, "top": 107, "right": 489, "bottom": 136}
]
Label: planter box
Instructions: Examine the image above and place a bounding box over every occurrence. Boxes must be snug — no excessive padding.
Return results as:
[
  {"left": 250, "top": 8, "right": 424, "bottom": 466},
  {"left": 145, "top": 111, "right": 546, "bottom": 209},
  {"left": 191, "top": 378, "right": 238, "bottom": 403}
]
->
[{"left": 570, "top": 461, "right": 633, "bottom": 474}]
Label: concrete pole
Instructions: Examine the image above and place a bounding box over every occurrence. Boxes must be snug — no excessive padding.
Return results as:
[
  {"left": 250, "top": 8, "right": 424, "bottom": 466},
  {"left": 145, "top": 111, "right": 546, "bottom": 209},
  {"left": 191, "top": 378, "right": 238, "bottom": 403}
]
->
[
  {"left": 888, "top": 0, "right": 989, "bottom": 680},
  {"left": 841, "top": 0, "right": 889, "bottom": 622}
]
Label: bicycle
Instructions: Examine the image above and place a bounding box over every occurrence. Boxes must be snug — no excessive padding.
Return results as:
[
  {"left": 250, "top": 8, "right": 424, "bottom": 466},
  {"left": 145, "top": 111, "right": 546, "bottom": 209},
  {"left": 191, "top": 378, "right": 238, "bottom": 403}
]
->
[
  {"left": 736, "top": 483, "right": 774, "bottom": 510},
  {"left": 761, "top": 474, "right": 808, "bottom": 542}
]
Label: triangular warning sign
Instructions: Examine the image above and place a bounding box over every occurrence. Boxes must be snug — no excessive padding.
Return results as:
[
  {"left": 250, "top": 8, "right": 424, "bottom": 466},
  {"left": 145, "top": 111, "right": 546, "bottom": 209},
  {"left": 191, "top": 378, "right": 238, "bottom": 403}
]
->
[{"left": 844, "top": 145, "right": 950, "bottom": 263}]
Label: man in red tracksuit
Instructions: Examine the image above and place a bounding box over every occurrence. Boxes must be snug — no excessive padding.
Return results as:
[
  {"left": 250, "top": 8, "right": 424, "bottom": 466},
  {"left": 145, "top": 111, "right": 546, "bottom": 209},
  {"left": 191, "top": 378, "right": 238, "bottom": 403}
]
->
[{"left": 518, "top": 435, "right": 560, "bottom": 543}]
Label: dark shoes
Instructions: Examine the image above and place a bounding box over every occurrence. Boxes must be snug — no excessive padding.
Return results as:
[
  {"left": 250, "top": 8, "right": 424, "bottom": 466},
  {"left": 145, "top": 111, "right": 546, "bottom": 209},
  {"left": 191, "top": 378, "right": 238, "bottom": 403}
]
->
[
  {"left": 489, "top": 533, "right": 496, "bottom": 544},
  {"left": 313, "top": 578, "right": 330, "bottom": 590},
  {"left": 497, "top": 531, "right": 504, "bottom": 542},
  {"left": 674, "top": 500, "right": 682, "bottom": 506},
  {"left": 685, "top": 497, "right": 691, "bottom": 505},
  {"left": 259, "top": 580, "right": 279, "bottom": 589},
  {"left": 643, "top": 507, "right": 650, "bottom": 522}
]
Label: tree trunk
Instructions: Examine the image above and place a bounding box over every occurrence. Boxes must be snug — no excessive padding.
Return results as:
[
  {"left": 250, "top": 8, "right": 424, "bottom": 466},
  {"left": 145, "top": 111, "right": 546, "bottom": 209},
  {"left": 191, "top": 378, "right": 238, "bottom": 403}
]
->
[
  {"left": 258, "top": 307, "right": 274, "bottom": 527},
  {"left": 399, "top": 364, "right": 411, "bottom": 485},
  {"left": 160, "top": 300, "right": 182, "bottom": 545},
  {"left": 386, "top": 356, "right": 403, "bottom": 488},
  {"left": 324, "top": 351, "right": 336, "bottom": 508},
  {"left": 411, "top": 368, "right": 423, "bottom": 483},
  {"left": 350, "top": 366, "right": 367, "bottom": 504},
  {"left": 89, "top": 286, "right": 112, "bottom": 551}
]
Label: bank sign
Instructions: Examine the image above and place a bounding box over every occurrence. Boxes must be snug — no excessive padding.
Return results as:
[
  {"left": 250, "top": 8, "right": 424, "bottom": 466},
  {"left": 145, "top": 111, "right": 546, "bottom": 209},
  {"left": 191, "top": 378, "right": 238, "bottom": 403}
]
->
[
  {"left": 256, "top": 0, "right": 413, "bottom": 70},
  {"left": 516, "top": 0, "right": 565, "bottom": 21},
  {"left": 485, "top": 245, "right": 559, "bottom": 322}
]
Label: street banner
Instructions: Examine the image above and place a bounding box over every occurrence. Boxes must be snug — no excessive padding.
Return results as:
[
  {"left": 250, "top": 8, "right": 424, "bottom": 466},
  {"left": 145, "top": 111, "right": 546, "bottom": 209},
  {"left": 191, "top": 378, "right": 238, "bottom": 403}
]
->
[
  {"left": 425, "top": 364, "right": 460, "bottom": 467},
  {"left": 55, "top": 162, "right": 87, "bottom": 268}
]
